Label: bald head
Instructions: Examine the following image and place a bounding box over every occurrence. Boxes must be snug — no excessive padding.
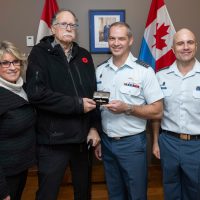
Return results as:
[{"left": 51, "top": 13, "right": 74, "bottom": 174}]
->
[
  {"left": 173, "top": 28, "right": 196, "bottom": 46},
  {"left": 172, "top": 28, "right": 197, "bottom": 65}
]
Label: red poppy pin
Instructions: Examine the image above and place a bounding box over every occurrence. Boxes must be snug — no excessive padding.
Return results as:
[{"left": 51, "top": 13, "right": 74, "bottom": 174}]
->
[{"left": 82, "top": 57, "right": 88, "bottom": 63}]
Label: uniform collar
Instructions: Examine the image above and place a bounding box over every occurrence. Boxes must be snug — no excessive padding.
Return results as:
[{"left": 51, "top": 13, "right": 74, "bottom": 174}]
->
[
  {"left": 168, "top": 59, "right": 200, "bottom": 76},
  {"left": 192, "top": 59, "right": 200, "bottom": 73},
  {"left": 107, "top": 52, "right": 136, "bottom": 70},
  {"left": 167, "top": 61, "right": 179, "bottom": 75}
]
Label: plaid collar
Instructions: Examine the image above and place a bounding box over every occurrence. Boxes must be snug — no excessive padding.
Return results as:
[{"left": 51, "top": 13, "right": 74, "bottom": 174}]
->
[{"left": 51, "top": 39, "right": 73, "bottom": 62}]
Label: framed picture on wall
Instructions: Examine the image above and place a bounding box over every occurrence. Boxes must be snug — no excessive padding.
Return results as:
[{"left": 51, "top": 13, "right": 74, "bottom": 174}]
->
[{"left": 89, "top": 10, "right": 125, "bottom": 53}]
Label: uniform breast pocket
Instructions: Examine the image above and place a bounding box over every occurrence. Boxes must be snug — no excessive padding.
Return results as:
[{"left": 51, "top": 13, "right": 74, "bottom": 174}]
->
[
  {"left": 193, "top": 90, "right": 200, "bottom": 99},
  {"left": 120, "top": 85, "right": 142, "bottom": 104},
  {"left": 97, "top": 81, "right": 104, "bottom": 91},
  {"left": 162, "top": 88, "right": 173, "bottom": 97},
  {"left": 97, "top": 83, "right": 109, "bottom": 93},
  {"left": 191, "top": 90, "right": 200, "bottom": 114}
]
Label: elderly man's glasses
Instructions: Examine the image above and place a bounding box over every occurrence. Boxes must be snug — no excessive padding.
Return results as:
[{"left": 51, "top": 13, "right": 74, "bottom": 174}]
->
[
  {"left": 54, "top": 22, "right": 79, "bottom": 30},
  {"left": 0, "top": 60, "right": 21, "bottom": 68}
]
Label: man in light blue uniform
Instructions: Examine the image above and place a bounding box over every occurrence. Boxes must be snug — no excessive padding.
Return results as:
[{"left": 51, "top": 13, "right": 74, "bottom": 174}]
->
[
  {"left": 152, "top": 28, "right": 200, "bottom": 200},
  {"left": 95, "top": 22, "right": 163, "bottom": 200}
]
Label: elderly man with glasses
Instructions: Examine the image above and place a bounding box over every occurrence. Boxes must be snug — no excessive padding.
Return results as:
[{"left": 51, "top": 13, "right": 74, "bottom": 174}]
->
[{"left": 26, "top": 9, "right": 101, "bottom": 200}]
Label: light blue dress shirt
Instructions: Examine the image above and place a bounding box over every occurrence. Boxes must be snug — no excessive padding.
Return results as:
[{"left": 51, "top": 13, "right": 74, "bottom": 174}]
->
[
  {"left": 156, "top": 59, "right": 200, "bottom": 135},
  {"left": 96, "top": 53, "right": 163, "bottom": 137}
]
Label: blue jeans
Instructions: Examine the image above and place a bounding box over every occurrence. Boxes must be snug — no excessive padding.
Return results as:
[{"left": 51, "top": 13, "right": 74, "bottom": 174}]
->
[
  {"left": 101, "top": 132, "right": 147, "bottom": 200},
  {"left": 159, "top": 132, "right": 200, "bottom": 200}
]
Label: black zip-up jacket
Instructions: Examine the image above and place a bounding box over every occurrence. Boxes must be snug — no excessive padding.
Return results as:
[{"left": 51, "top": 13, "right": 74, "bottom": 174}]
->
[
  {"left": 26, "top": 36, "right": 100, "bottom": 144},
  {"left": 0, "top": 87, "right": 36, "bottom": 199}
]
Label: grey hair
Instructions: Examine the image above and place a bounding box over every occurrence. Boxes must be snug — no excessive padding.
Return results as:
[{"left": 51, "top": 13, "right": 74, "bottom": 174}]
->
[{"left": 51, "top": 9, "right": 78, "bottom": 25}]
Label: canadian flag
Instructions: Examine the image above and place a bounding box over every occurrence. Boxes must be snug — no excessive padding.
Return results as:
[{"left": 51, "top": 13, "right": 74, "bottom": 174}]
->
[
  {"left": 139, "top": 0, "right": 176, "bottom": 72},
  {"left": 36, "top": 0, "right": 59, "bottom": 44}
]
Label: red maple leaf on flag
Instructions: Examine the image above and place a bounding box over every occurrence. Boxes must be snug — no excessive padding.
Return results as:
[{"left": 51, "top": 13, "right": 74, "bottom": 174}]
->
[{"left": 152, "top": 23, "right": 170, "bottom": 50}]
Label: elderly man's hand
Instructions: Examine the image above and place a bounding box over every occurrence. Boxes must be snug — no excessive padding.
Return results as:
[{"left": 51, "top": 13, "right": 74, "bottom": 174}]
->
[
  {"left": 87, "top": 128, "right": 100, "bottom": 147},
  {"left": 83, "top": 98, "right": 96, "bottom": 113}
]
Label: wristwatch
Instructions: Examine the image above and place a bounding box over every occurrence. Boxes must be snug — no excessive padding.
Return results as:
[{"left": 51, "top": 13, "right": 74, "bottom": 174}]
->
[{"left": 125, "top": 104, "right": 133, "bottom": 115}]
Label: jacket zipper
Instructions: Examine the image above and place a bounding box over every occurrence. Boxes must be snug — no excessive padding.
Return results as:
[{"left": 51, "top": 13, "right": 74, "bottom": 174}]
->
[
  {"left": 67, "top": 60, "right": 79, "bottom": 96},
  {"left": 74, "top": 62, "right": 87, "bottom": 96},
  {"left": 35, "top": 71, "right": 39, "bottom": 93}
]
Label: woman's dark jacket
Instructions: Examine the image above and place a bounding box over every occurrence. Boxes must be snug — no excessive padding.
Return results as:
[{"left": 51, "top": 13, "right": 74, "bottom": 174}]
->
[
  {"left": 26, "top": 36, "right": 100, "bottom": 145},
  {"left": 0, "top": 87, "right": 36, "bottom": 199}
]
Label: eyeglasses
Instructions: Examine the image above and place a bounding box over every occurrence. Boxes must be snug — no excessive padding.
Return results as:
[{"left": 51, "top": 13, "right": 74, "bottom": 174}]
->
[
  {"left": 0, "top": 60, "right": 21, "bottom": 68},
  {"left": 54, "top": 22, "right": 79, "bottom": 30}
]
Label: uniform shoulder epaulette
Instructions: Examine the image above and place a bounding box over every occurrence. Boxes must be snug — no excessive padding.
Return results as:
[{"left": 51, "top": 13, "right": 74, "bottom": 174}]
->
[
  {"left": 135, "top": 59, "right": 151, "bottom": 68},
  {"left": 96, "top": 57, "right": 111, "bottom": 68},
  {"left": 157, "top": 66, "right": 170, "bottom": 72}
]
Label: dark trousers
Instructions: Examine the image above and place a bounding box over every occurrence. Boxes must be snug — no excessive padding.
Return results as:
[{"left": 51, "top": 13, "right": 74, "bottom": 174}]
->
[
  {"left": 159, "top": 132, "right": 200, "bottom": 200},
  {"left": 6, "top": 170, "right": 28, "bottom": 200},
  {"left": 35, "top": 143, "right": 92, "bottom": 200},
  {"left": 101, "top": 132, "right": 147, "bottom": 200}
]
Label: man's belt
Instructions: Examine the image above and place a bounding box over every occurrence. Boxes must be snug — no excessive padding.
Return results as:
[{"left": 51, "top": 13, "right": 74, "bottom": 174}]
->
[
  {"left": 105, "top": 131, "right": 145, "bottom": 140},
  {"left": 163, "top": 130, "right": 200, "bottom": 141},
  {"left": 111, "top": 135, "right": 132, "bottom": 140}
]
